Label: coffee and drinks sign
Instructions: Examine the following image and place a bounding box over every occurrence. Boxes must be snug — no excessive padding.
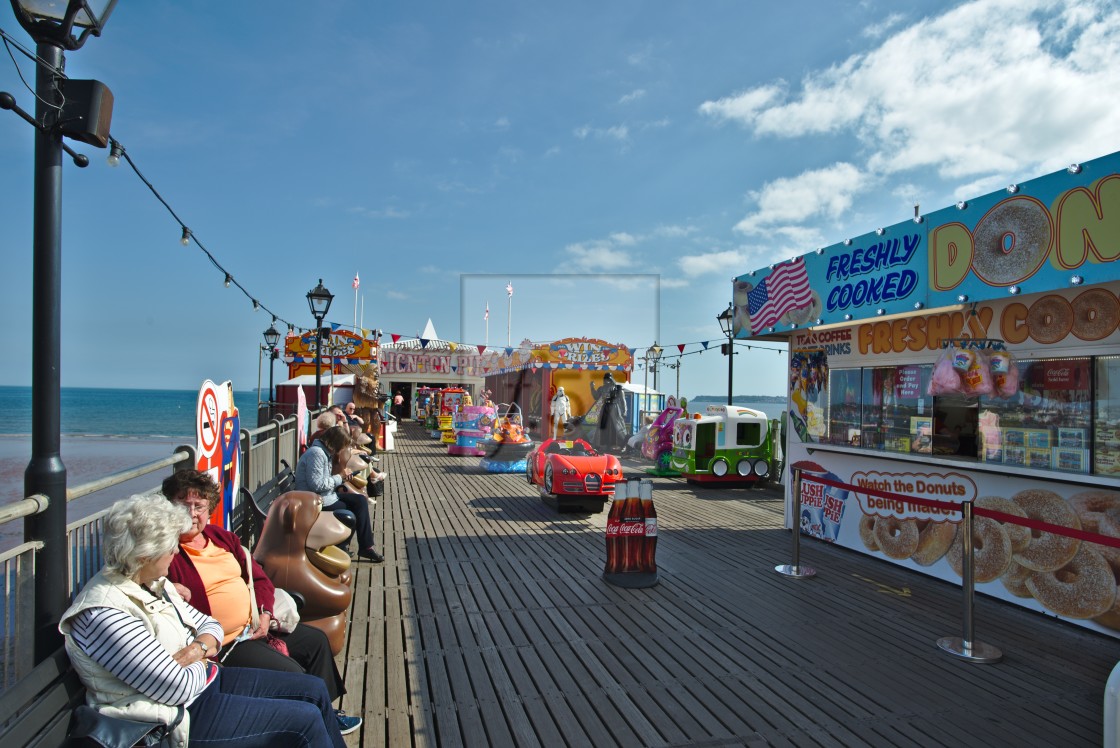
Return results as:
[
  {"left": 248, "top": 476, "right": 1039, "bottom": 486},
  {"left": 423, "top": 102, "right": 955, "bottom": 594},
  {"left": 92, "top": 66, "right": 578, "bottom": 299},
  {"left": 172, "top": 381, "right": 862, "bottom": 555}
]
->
[{"left": 734, "top": 150, "right": 1120, "bottom": 336}]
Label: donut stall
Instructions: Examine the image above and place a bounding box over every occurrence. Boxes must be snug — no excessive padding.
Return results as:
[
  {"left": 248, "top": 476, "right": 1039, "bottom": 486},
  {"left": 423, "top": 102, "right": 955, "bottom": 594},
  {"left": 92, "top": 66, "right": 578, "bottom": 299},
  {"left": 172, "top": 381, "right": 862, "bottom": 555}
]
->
[{"left": 733, "top": 150, "right": 1120, "bottom": 637}]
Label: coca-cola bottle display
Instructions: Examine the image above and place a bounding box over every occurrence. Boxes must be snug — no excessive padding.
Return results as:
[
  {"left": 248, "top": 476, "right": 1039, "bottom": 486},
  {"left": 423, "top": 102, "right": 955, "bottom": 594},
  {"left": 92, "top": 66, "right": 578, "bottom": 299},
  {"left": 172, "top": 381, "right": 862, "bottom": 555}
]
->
[
  {"left": 620, "top": 478, "right": 645, "bottom": 572},
  {"left": 604, "top": 479, "right": 626, "bottom": 575},
  {"left": 602, "top": 478, "right": 659, "bottom": 588},
  {"left": 640, "top": 479, "right": 657, "bottom": 573}
]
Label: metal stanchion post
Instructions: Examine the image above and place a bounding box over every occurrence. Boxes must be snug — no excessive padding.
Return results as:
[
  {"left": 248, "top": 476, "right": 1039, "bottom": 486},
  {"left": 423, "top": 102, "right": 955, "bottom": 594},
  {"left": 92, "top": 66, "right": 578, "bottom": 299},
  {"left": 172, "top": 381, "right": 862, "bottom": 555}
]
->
[
  {"left": 937, "top": 499, "right": 1001, "bottom": 663},
  {"left": 775, "top": 468, "right": 816, "bottom": 579}
]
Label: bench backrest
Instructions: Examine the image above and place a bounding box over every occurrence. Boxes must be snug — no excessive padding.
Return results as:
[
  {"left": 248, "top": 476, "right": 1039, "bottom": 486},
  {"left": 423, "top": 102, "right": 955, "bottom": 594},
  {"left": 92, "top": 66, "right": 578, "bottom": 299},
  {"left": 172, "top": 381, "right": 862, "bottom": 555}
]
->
[
  {"left": 240, "top": 459, "right": 294, "bottom": 546},
  {"left": 0, "top": 647, "right": 84, "bottom": 747}
]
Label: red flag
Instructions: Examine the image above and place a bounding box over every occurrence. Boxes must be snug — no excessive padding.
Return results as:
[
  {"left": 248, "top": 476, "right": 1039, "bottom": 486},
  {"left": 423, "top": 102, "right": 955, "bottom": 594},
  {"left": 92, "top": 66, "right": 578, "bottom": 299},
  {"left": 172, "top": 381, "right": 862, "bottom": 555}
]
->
[
  {"left": 506, "top": 282, "right": 513, "bottom": 297},
  {"left": 352, "top": 272, "right": 360, "bottom": 290},
  {"left": 484, "top": 303, "right": 489, "bottom": 321}
]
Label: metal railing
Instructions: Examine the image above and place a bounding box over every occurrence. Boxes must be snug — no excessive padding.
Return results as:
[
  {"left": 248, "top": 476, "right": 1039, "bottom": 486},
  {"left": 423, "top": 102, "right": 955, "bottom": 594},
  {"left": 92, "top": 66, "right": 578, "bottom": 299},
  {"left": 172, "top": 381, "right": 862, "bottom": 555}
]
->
[{"left": 0, "top": 410, "right": 308, "bottom": 691}]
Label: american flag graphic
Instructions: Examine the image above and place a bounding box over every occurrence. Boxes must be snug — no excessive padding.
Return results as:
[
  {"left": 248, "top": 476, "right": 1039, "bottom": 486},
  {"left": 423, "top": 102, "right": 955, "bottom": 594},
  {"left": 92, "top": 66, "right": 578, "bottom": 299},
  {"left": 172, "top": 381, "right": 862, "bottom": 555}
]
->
[{"left": 747, "top": 258, "right": 812, "bottom": 329}]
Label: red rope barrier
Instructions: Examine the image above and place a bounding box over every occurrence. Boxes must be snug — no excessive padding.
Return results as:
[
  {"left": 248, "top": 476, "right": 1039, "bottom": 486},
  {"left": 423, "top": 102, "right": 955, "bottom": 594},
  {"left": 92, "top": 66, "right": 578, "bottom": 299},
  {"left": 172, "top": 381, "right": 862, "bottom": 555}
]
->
[{"left": 802, "top": 473, "right": 1120, "bottom": 551}]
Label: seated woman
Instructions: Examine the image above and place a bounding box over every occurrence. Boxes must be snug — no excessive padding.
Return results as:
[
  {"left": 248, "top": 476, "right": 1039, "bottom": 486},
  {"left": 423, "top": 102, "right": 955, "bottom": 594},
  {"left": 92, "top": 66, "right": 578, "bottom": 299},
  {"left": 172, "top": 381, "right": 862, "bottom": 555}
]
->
[
  {"left": 296, "top": 424, "right": 383, "bottom": 563},
  {"left": 59, "top": 494, "right": 347, "bottom": 747},
  {"left": 160, "top": 470, "right": 360, "bottom": 736}
]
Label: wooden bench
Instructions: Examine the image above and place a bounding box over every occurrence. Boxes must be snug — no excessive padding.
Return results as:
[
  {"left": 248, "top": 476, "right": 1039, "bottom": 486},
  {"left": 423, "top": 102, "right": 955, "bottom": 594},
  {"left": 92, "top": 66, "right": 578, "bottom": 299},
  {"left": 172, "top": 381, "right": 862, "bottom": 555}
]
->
[{"left": 0, "top": 647, "right": 85, "bottom": 747}]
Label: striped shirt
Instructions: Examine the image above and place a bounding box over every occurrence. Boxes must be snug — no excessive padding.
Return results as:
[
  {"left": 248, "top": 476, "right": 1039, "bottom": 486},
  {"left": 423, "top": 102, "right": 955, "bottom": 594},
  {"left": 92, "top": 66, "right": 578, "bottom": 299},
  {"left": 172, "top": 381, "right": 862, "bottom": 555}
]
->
[{"left": 69, "top": 605, "right": 223, "bottom": 705}]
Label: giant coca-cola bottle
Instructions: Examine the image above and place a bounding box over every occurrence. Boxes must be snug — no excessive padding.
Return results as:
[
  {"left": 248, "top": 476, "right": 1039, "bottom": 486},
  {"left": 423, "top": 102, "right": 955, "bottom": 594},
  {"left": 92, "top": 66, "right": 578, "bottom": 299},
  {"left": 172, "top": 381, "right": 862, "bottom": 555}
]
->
[
  {"left": 604, "top": 479, "right": 626, "bottom": 575},
  {"left": 621, "top": 478, "right": 645, "bottom": 573},
  {"left": 640, "top": 479, "right": 657, "bottom": 573}
]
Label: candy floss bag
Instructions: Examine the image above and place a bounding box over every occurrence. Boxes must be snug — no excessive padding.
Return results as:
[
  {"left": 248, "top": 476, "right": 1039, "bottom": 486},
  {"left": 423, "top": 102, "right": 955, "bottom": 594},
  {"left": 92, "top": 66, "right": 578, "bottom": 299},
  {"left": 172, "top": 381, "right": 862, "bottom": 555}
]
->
[
  {"left": 929, "top": 346, "right": 964, "bottom": 395},
  {"left": 961, "top": 348, "right": 994, "bottom": 396}
]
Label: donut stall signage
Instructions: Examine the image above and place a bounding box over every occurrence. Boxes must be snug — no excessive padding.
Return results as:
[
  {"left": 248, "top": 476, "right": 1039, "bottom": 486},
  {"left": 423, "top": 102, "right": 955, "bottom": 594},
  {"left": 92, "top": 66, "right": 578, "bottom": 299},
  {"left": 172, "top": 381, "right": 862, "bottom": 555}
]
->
[
  {"left": 795, "top": 452, "right": 1120, "bottom": 638},
  {"left": 732, "top": 150, "right": 1120, "bottom": 337}
]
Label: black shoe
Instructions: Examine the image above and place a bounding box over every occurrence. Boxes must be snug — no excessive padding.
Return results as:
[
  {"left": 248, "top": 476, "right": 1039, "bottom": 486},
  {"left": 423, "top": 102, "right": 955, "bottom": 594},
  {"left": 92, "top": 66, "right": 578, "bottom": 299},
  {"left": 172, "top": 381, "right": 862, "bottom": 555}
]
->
[{"left": 358, "top": 548, "right": 384, "bottom": 562}]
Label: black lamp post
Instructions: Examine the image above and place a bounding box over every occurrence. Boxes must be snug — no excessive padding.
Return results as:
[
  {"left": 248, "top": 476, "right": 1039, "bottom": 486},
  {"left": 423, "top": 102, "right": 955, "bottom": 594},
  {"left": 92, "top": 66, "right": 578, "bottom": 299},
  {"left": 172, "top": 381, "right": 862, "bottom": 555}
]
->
[
  {"left": 717, "top": 303, "right": 735, "bottom": 406},
  {"left": 9, "top": 0, "right": 117, "bottom": 665},
  {"left": 306, "top": 279, "right": 334, "bottom": 409},
  {"left": 262, "top": 324, "right": 281, "bottom": 407}
]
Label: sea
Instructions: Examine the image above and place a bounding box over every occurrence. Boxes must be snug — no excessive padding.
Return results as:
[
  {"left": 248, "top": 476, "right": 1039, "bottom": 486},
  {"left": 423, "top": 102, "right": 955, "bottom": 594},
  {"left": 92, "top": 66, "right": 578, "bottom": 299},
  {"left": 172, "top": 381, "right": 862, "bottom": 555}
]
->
[{"left": 0, "top": 386, "right": 256, "bottom": 552}]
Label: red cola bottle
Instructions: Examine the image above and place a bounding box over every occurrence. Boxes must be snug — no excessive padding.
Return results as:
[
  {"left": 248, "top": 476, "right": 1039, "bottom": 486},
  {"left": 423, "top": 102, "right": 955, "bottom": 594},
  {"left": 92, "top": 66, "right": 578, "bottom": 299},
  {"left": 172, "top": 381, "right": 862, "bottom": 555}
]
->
[
  {"left": 621, "top": 478, "right": 645, "bottom": 573},
  {"left": 604, "top": 479, "right": 626, "bottom": 575},
  {"left": 640, "top": 479, "right": 657, "bottom": 573}
]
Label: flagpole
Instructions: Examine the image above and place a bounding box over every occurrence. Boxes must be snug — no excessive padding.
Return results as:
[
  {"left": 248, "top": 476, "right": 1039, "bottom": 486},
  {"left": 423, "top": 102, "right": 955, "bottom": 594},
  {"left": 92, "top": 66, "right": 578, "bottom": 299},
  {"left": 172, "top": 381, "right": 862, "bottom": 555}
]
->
[
  {"left": 507, "top": 281, "right": 512, "bottom": 346},
  {"left": 485, "top": 302, "right": 490, "bottom": 348}
]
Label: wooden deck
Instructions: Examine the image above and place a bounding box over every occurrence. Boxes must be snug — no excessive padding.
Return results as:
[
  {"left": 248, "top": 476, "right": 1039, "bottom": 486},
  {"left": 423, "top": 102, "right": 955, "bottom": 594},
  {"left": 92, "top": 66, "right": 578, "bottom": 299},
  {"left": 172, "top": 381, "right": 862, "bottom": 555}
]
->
[{"left": 338, "top": 422, "right": 1120, "bottom": 747}]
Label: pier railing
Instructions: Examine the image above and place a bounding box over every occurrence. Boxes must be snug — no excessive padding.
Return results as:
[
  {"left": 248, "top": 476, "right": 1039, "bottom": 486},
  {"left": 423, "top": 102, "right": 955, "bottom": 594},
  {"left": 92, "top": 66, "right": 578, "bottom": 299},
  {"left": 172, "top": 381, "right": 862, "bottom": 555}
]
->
[{"left": 0, "top": 412, "right": 308, "bottom": 692}]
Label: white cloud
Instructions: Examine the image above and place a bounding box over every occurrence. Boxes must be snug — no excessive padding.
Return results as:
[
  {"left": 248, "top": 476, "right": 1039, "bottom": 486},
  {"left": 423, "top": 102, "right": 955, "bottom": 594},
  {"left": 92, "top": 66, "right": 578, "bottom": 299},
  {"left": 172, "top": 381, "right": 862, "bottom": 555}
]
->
[
  {"left": 494, "top": 116, "right": 510, "bottom": 130},
  {"left": 620, "top": 88, "right": 646, "bottom": 105},
  {"left": 573, "top": 124, "right": 630, "bottom": 142},
  {"left": 677, "top": 250, "right": 749, "bottom": 277},
  {"left": 699, "top": 0, "right": 1120, "bottom": 181},
  {"left": 864, "top": 13, "right": 905, "bottom": 39},
  {"left": 564, "top": 239, "right": 634, "bottom": 272},
  {"left": 734, "top": 162, "right": 868, "bottom": 234}
]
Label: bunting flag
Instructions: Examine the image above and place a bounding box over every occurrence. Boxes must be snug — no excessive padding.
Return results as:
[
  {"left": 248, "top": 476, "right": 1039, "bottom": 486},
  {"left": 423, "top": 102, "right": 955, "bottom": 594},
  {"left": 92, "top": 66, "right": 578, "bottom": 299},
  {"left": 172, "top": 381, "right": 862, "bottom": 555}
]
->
[
  {"left": 391, "top": 333, "right": 401, "bottom": 343},
  {"left": 504, "top": 347, "right": 514, "bottom": 356},
  {"left": 701, "top": 341, "right": 710, "bottom": 350},
  {"left": 448, "top": 342, "right": 457, "bottom": 351},
  {"left": 477, "top": 345, "right": 486, "bottom": 355},
  {"left": 420, "top": 338, "right": 430, "bottom": 348},
  {"left": 678, "top": 343, "right": 685, "bottom": 353}
]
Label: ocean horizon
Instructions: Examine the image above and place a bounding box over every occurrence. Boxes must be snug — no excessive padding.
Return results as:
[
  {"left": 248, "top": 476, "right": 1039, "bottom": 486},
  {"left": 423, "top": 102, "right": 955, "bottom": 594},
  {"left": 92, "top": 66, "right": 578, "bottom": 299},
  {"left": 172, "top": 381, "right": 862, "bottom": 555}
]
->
[{"left": 0, "top": 385, "right": 259, "bottom": 438}]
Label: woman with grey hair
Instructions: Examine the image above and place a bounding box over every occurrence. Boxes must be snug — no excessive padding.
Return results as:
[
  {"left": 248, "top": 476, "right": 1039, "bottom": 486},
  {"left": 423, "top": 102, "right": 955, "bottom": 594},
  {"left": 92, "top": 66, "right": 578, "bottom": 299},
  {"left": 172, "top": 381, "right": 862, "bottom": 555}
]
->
[{"left": 59, "top": 494, "right": 347, "bottom": 747}]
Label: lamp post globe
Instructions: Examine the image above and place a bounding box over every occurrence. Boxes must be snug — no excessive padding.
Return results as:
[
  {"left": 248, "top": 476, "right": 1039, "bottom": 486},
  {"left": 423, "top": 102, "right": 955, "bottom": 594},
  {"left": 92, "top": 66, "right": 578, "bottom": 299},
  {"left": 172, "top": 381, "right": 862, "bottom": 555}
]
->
[
  {"left": 10, "top": 0, "right": 117, "bottom": 664},
  {"left": 717, "top": 304, "right": 735, "bottom": 406},
  {"left": 306, "top": 279, "right": 334, "bottom": 409}
]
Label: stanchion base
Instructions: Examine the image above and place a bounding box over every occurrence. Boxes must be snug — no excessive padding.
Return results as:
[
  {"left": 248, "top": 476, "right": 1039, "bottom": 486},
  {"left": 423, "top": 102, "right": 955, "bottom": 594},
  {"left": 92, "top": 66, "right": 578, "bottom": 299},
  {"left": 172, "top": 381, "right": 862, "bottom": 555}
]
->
[
  {"left": 774, "top": 564, "right": 816, "bottom": 579},
  {"left": 936, "top": 636, "right": 1002, "bottom": 664},
  {"left": 603, "top": 571, "right": 659, "bottom": 588}
]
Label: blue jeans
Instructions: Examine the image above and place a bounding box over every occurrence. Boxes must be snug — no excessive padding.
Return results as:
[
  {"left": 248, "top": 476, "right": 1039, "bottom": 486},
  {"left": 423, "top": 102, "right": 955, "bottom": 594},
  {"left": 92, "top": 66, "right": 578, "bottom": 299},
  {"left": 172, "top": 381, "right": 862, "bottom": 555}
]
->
[{"left": 187, "top": 666, "right": 345, "bottom": 747}]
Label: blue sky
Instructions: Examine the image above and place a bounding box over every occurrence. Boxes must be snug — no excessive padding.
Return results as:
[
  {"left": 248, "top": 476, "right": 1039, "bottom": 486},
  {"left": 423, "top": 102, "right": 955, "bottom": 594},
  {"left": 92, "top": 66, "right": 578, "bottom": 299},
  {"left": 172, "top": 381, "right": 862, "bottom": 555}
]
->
[{"left": 2, "top": 0, "right": 1118, "bottom": 402}]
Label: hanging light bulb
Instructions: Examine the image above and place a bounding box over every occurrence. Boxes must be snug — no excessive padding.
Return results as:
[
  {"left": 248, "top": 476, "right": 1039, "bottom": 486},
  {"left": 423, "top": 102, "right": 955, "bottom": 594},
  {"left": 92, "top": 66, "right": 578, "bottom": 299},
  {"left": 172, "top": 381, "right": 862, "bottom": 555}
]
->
[
  {"left": 180, "top": 227, "right": 191, "bottom": 246},
  {"left": 224, "top": 273, "right": 232, "bottom": 288},
  {"left": 107, "top": 140, "right": 123, "bottom": 167}
]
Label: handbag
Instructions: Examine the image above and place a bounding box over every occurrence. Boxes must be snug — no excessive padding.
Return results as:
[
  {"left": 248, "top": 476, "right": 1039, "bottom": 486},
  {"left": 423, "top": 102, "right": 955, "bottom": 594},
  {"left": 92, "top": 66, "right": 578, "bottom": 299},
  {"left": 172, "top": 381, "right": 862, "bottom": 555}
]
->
[
  {"left": 241, "top": 546, "right": 300, "bottom": 634},
  {"left": 271, "top": 587, "right": 301, "bottom": 634},
  {"left": 69, "top": 704, "right": 183, "bottom": 748}
]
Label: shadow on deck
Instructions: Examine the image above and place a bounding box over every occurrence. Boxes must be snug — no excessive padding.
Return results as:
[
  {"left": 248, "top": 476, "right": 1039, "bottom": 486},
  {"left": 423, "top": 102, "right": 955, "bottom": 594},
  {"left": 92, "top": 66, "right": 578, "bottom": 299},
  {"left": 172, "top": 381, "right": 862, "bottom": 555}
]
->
[{"left": 338, "top": 421, "right": 1120, "bottom": 747}]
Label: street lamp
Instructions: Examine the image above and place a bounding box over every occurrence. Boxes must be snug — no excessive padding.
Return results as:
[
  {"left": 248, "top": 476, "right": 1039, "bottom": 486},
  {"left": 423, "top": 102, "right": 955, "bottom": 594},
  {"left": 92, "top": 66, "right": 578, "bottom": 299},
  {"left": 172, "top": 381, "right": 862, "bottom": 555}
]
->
[
  {"left": 9, "top": 0, "right": 117, "bottom": 665},
  {"left": 306, "top": 279, "right": 334, "bottom": 409},
  {"left": 262, "top": 323, "right": 281, "bottom": 406},
  {"left": 717, "top": 303, "right": 735, "bottom": 406},
  {"left": 643, "top": 343, "right": 662, "bottom": 420}
]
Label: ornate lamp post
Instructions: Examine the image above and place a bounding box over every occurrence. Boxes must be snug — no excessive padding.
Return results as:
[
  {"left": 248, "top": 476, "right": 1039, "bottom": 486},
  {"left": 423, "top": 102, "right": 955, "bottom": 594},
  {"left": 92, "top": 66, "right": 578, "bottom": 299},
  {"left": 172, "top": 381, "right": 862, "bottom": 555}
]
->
[
  {"left": 262, "top": 323, "right": 280, "bottom": 408},
  {"left": 306, "top": 279, "right": 334, "bottom": 409},
  {"left": 9, "top": 0, "right": 117, "bottom": 664},
  {"left": 717, "top": 303, "right": 735, "bottom": 406}
]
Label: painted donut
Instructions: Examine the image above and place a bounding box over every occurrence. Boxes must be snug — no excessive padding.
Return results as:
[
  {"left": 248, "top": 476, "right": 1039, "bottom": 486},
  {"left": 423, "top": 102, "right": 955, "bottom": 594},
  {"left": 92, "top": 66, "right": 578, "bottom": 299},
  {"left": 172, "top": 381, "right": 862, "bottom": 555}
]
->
[
  {"left": 976, "top": 496, "right": 1030, "bottom": 553},
  {"left": 859, "top": 514, "right": 879, "bottom": 552},
  {"left": 946, "top": 517, "right": 1012, "bottom": 583},
  {"left": 1025, "top": 294, "right": 1074, "bottom": 345},
  {"left": 970, "top": 196, "right": 1051, "bottom": 286},
  {"left": 1069, "top": 490, "right": 1120, "bottom": 535},
  {"left": 1071, "top": 288, "right": 1120, "bottom": 342},
  {"left": 1012, "top": 489, "right": 1081, "bottom": 572},
  {"left": 872, "top": 516, "right": 919, "bottom": 560},
  {"left": 1026, "top": 546, "right": 1116, "bottom": 619},
  {"left": 910, "top": 519, "right": 955, "bottom": 566},
  {"left": 1092, "top": 550, "right": 1120, "bottom": 630},
  {"left": 1001, "top": 560, "right": 1034, "bottom": 598}
]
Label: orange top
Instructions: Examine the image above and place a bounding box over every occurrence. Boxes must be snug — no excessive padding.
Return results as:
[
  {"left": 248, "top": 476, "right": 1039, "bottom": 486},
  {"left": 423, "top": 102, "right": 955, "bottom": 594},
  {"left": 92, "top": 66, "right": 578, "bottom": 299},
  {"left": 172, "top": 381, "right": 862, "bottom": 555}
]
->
[{"left": 180, "top": 540, "right": 252, "bottom": 645}]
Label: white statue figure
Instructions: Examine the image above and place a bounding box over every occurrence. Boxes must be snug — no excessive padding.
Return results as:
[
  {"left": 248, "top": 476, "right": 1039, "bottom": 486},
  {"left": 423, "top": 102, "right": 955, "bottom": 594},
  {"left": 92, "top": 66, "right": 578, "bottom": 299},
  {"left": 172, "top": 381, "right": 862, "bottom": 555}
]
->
[{"left": 551, "top": 387, "right": 572, "bottom": 439}]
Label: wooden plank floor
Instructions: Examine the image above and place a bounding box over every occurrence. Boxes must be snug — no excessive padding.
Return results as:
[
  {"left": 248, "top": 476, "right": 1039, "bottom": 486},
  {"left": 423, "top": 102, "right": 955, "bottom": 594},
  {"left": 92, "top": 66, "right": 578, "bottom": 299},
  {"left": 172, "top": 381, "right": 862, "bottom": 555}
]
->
[{"left": 338, "top": 422, "right": 1120, "bottom": 747}]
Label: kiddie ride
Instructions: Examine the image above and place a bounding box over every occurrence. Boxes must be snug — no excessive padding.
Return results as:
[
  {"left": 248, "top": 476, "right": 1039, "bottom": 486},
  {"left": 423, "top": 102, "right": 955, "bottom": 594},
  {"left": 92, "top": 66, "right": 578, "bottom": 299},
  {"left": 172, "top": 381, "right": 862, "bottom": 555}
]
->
[
  {"left": 527, "top": 436, "right": 623, "bottom": 513},
  {"left": 478, "top": 403, "right": 534, "bottom": 473},
  {"left": 640, "top": 398, "right": 684, "bottom": 476},
  {"left": 669, "top": 404, "right": 780, "bottom": 485},
  {"left": 432, "top": 387, "right": 468, "bottom": 443},
  {"left": 448, "top": 403, "right": 495, "bottom": 456}
]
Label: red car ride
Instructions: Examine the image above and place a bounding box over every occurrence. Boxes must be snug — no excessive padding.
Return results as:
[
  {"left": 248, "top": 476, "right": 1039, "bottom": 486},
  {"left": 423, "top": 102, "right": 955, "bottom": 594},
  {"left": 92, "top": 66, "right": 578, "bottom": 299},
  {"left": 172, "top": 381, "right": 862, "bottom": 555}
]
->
[{"left": 527, "top": 437, "right": 623, "bottom": 513}]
